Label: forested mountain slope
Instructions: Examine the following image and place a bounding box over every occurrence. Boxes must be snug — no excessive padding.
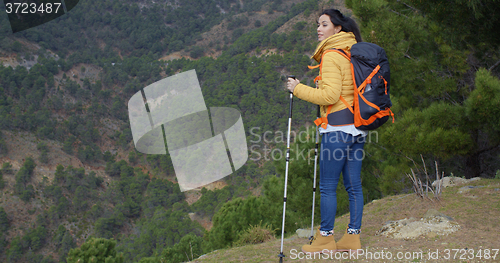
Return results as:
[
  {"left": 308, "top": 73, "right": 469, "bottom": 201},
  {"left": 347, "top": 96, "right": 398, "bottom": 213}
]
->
[{"left": 0, "top": 0, "right": 323, "bottom": 262}]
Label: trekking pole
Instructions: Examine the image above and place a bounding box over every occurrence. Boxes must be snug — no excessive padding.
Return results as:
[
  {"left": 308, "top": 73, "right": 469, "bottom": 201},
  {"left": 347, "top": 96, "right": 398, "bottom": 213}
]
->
[
  {"left": 309, "top": 105, "right": 320, "bottom": 243},
  {"left": 278, "top": 75, "right": 295, "bottom": 263}
]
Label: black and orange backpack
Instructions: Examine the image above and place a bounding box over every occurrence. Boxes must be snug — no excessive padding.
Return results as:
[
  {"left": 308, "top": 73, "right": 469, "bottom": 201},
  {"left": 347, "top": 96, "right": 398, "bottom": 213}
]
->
[{"left": 310, "top": 42, "right": 394, "bottom": 130}]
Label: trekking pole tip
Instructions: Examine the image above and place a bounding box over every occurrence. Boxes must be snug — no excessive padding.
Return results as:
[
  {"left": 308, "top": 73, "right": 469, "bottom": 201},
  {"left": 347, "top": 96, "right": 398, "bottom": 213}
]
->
[{"left": 278, "top": 252, "right": 285, "bottom": 262}]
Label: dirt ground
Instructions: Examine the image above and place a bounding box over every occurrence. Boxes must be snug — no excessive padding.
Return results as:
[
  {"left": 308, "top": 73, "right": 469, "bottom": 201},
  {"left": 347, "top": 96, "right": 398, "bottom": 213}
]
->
[{"left": 193, "top": 179, "right": 500, "bottom": 263}]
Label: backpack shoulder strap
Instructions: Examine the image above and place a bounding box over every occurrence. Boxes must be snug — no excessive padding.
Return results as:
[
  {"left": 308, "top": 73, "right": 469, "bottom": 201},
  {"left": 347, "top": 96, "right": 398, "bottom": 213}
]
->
[
  {"left": 330, "top": 48, "right": 351, "bottom": 61},
  {"left": 309, "top": 48, "right": 354, "bottom": 128},
  {"left": 308, "top": 49, "right": 351, "bottom": 83}
]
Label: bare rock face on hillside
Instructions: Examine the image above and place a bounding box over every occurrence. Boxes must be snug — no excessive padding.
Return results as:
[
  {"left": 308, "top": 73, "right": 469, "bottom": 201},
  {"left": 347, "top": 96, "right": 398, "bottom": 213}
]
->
[
  {"left": 432, "top": 176, "right": 481, "bottom": 188},
  {"left": 296, "top": 228, "right": 314, "bottom": 238},
  {"left": 376, "top": 209, "right": 460, "bottom": 240}
]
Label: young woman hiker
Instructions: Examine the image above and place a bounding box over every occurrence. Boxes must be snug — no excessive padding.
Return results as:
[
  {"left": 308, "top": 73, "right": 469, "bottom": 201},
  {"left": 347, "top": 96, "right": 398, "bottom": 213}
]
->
[{"left": 286, "top": 9, "right": 366, "bottom": 254}]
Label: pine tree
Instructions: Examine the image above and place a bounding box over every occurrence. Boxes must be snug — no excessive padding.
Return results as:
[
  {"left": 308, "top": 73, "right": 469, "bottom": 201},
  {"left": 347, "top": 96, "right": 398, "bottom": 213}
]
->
[
  {"left": 345, "top": 0, "right": 500, "bottom": 189},
  {"left": 66, "top": 238, "right": 124, "bottom": 263},
  {"left": 0, "top": 207, "right": 8, "bottom": 232}
]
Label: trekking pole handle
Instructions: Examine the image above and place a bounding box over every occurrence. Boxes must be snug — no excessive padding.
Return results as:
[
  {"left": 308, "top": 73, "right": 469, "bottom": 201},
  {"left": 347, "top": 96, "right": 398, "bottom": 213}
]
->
[{"left": 287, "top": 75, "right": 296, "bottom": 94}]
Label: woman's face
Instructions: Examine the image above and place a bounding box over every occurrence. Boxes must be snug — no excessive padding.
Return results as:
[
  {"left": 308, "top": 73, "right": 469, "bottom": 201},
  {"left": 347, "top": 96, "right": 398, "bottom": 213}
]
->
[{"left": 317, "top": 14, "right": 342, "bottom": 41}]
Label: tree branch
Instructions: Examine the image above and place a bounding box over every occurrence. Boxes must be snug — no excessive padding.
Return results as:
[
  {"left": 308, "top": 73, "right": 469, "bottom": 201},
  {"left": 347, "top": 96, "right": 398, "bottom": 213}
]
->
[
  {"left": 397, "top": 0, "right": 420, "bottom": 13},
  {"left": 474, "top": 143, "right": 500, "bottom": 156},
  {"left": 390, "top": 9, "right": 409, "bottom": 19},
  {"left": 489, "top": 60, "right": 500, "bottom": 71}
]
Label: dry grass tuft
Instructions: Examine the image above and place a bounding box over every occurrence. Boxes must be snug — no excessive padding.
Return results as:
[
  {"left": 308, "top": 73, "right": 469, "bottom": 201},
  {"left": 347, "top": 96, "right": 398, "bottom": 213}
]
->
[
  {"left": 233, "top": 223, "right": 276, "bottom": 247},
  {"left": 406, "top": 155, "right": 443, "bottom": 201}
]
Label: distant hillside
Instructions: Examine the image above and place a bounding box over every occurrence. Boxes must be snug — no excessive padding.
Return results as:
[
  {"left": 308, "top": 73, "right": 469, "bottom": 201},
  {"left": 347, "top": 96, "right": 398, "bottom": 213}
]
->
[
  {"left": 0, "top": 0, "right": 310, "bottom": 61},
  {"left": 0, "top": 0, "right": 334, "bottom": 262}
]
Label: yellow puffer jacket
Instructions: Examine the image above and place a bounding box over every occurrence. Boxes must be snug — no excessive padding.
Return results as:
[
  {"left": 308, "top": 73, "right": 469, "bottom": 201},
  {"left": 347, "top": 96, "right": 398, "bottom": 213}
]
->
[{"left": 293, "top": 32, "right": 357, "bottom": 124}]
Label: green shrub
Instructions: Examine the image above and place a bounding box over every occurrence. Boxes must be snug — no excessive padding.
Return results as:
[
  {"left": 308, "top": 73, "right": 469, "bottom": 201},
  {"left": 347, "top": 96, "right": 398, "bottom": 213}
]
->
[
  {"left": 233, "top": 223, "right": 276, "bottom": 247},
  {"left": 293, "top": 21, "right": 307, "bottom": 31},
  {"left": 0, "top": 173, "right": 4, "bottom": 189},
  {"left": 66, "top": 238, "right": 123, "bottom": 263},
  {"left": 2, "top": 162, "right": 12, "bottom": 173}
]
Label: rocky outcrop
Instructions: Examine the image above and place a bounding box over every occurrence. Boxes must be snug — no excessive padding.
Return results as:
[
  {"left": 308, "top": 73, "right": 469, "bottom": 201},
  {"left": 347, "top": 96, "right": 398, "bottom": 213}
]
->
[
  {"left": 296, "top": 228, "right": 314, "bottom": 238},
  {"left": 432, "top": 176, "right": 481, "bottom": 188},
  {"left": 376, "top": 209, "right": 460, "bottom": 240}
]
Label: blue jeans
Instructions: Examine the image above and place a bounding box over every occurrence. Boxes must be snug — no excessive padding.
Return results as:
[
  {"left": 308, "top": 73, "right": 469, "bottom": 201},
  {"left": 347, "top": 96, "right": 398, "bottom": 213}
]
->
[{"left": 319, "top": 131, "right": 365, "bottom": 232}]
